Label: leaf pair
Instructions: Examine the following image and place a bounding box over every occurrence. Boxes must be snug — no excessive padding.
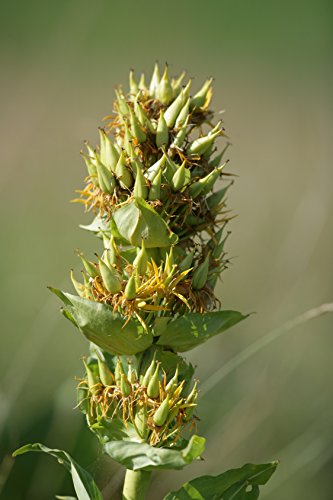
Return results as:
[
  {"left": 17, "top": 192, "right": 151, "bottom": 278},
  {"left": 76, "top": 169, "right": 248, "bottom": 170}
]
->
[{"left": 13, "top": 443, "right": 278, "bottom": 500}]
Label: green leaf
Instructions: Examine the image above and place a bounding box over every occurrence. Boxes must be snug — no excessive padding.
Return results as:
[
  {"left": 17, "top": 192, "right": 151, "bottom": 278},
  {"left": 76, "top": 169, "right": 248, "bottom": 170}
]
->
[
  {"left": 13, "top": 443, "right": 103, "bottom": 500},
  {"left": 164, "top": 461, "right": 278, "bottom": 500},
  {"left": 104, "top": 435, "right": 205, "bottom": 471},
  {"left": 156, "top": 310, "right": 249, "bottom": 352},
  {"left": 50, "top": 289, "right": 153, "bottom": 355},
  {"left": 113, "top": 197, "right": 178, "bottom": 248}
]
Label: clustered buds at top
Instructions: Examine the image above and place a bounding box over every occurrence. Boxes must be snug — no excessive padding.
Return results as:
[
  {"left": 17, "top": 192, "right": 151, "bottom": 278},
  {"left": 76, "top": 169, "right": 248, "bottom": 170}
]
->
[{"left": 73, "top": 63, "right": 232, "bottom": 322}]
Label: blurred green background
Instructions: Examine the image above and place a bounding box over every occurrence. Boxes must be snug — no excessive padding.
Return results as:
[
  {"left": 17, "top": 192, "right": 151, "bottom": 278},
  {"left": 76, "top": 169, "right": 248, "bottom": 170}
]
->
[{"left": 1, "top": 0, "right": 332, "bottom": 498}]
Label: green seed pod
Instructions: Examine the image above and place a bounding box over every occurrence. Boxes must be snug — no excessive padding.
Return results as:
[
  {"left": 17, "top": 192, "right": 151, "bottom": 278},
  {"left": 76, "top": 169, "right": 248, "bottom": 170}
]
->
[
  {"left": 98, "top": 257, "right": 122, "bottom": 293},
  {"left": 97, "top": 355, "right": 114, "bottom": 387},
  {"left": 115, "top": 358, "right": 125, "bottom": 387},
  {"left": 103, "top": 236, "right": 119, "bottom": 267},
  {"left": 174, "top": 98, "right": 190, "bottom": 129},
  {"left": 186, "top": 381, "right": 198, "bottom": 404},
  {"left": 148, "top": 168, "right": 162, "bottom": 201},
  {"left": 124, "top": 275, "right": 136, "bottom": 300},
  {"left": 149, "top": 62, "right": 160, "bottom": 98},
  {"left": 156, "top": 111, "right": 169, "bottom": 149},
  {"left": 115, "top": 151, "right": 134, "bottom": 189},
  {"left": 127, "top": 364, "right": 137, "bottom": 384},
  {"left": 164, "top": 89, "right": 185, "bottom": 128},
  {"left": 141, "top": 354, "right": 157, "bottom": 387},
  {"left": 190, "top": 78, "right": 213, "bottom": 109},
  {"left": 123, "top": 124, "right": 134, "bottom": 156},
  {"left": 179, "top": 250, "right": 195, "bottom": 273},
  {"left": 70, "top": 270, "right": 85, "bottom": 297},
  {"left": 153, "top": 395, "right": 170, "bottom": 426},
  {"left": 200, "top": 164, "right": 225, "bottom": 195},
  {"left": 133, "top": 240, "right": 148, "bottom": 275},
  {"left": 165, "top": 366, "right": 179, "bottom": 393},
  {"left": 146, "top": 153, "right": 166, "bottom": 181},
  {"left": 77, "top": 252, "right": 99, "bottom": 278},
  {"left": 171, "top": 162, "right": 187, "bottom": 191},
  {"left": 212, "top": 232, "right": 230, "bottom": 259},
  {"left": 133, "top": 166, "right": 148, "bottom": 199},
  {"left": 147, "top": 364, "right": 160, "bottom": 398},
  {"left": 186, "top": 130, "right": 221, "bottom": 156},
  {"left": 134, "top": 404, "right": 149, "bottom": 440},
  {"left": 189, "top": 165, "right": 225, "bottom": 198},
  {"left": 96, "top": 160, "right": 116, "bottom": 194},
  {"left": 115, "top": 89, "right": 130, "bottom": 117},
  {"left": 129, "top": 109, "right": 147, "bottom": 143},
  {"left": 129, "top": 69, "right": 139, "bottom": 97},
  {"left": 172, "top": 116, "right": 189, "bottom": 149},
  {"left": 209, "top": 143, "right": 230, "bottom": 168},
  {"left": 164, "top": 247, "right": 174, "bottom": 275},
  {"left": 99, "top": 129, "right": 119, "bottom": 172},
  {"left": 156, "top": 65, "right": 173, "bottom": 105},
  {"left": 134, "top": 96, "right": 148, "bottom": 126},
  {"left": 171, "top": 71, "right": 185, "bottom": 95},
  {"left": 206, "top": 185, "right": 230, "bottom": 210},
  {"left": 81, "top": 153, "right": 98, "bottom": 186},
  {"left": 83, "top": 360, "right": 100, "bottom": 395},
  {"left": 138, "top": 73, "right": 147, "bottom": 93},
  {"left": 121, "top": 373, "right": 132, "bottom": 397},
  {"left": 192, "top": 253, "right": 210, "bottom": 290}
]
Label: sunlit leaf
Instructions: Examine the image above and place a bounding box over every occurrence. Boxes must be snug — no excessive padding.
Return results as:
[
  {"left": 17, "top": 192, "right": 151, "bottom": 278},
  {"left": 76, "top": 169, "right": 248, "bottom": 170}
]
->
[
  {"left": 164, "top": 461, "right": 278, "bottom": 499},
  {"left": 50, "top": 289, "right": 153, "bottom": 355},
  {"left": 104, "top": 435, "right": 205, "bottom": 471},
  {"left": 113, "top": 197, "right": 178, "bottom": 248},
  {"left": 156, "top": 310, "right": 249, "bottom": 352},
  {"left": 13, "top": 443, "right": 103, "bottom": 500}
]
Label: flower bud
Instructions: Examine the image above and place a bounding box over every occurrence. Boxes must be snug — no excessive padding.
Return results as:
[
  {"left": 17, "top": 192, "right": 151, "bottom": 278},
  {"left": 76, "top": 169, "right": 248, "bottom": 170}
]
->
[
  {"left": 153, "top": 395, "right": 170, "bottom": 426},
  {"left": 149, "top": 62, "right": 160, "bottom": 98},
  {"left": 164, "top": 89, "right": 185, "bottom": 128},
  {"left": 192, "top": 253, "right": 210, "bottom": 290},
  {"left": 133, "top": 240, "right": 148, "bottom": 275},
  {"left": 156, "top": 65, "right": 173, "bottom": 105},
  {"left": 190, "top": 78, "right": 213, "bottom": 109},
  {"left": 115, "top": 151, "right": 134, "bottom": 189},
  {"left": 127, "top": 365, "right": 137, "bottom": 384},
  {"left": 97, "top": 257, "right": 122, "bottom": 294},
  {"left": 124, "top": 275, "right": 136, "bottom": 300},
  {"left": 206, "top": 184, "right": 230, "bottom": 211},
  {"left": 147, "top": 364, "right": 160, "bottom": 398},
  {"left": 156, "top": 111, "right": 169, "bottom": 149},
  {"left": 189, "top": 165, "right": 225, "bottom": 198}
]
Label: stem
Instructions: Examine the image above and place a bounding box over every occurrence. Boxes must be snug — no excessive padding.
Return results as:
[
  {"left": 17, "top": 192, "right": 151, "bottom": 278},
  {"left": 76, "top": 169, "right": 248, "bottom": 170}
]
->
[{"left": 122, "top": 469, "right": 152, "bottom": 500}]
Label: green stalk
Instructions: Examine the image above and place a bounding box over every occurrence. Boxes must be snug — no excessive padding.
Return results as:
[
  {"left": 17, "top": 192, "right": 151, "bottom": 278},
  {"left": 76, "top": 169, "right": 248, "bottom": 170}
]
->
[{"left": 122, "top": 470, "right": 152, "bottom": 500}]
